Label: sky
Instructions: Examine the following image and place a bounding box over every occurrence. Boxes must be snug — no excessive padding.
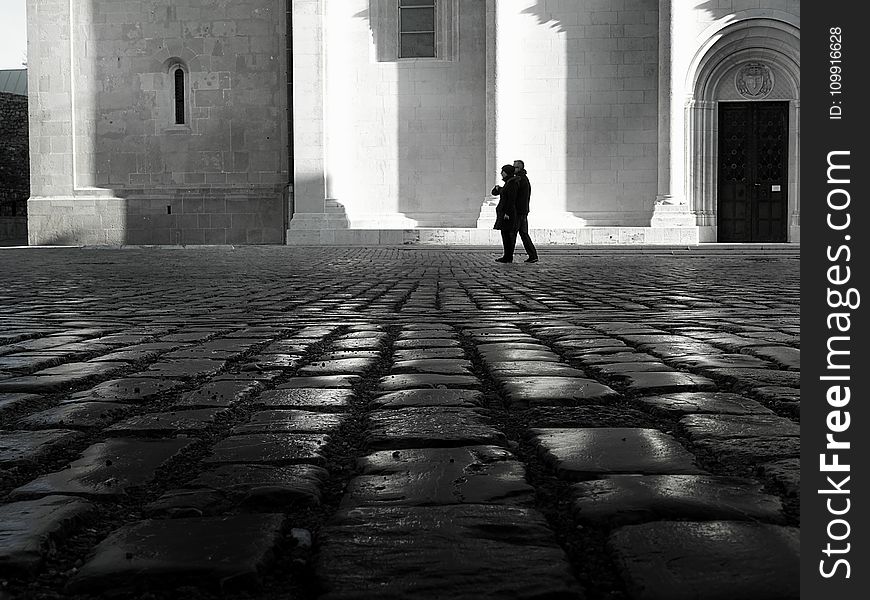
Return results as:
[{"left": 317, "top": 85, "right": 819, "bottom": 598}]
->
[{"left": 0, "top": 0, "right": 27, "bottom": 70}]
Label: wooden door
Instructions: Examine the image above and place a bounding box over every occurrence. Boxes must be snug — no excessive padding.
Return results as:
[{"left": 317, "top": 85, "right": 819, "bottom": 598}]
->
[{"left": 718, "top": 102, "right": 788, "bottom": 242}]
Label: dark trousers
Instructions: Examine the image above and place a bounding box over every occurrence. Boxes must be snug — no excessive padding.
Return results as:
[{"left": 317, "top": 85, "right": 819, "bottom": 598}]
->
[
  {"left": 500, "top": 228, "right": 517, "bottom": 261},
  {"left": 517, "top": 214, "right": 538, "bottom": 259}
]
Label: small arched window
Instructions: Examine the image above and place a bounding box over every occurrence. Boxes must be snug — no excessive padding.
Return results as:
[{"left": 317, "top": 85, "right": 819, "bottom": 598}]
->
[{"left": 173, "top": 67, "right": 186, "bottom": 125}]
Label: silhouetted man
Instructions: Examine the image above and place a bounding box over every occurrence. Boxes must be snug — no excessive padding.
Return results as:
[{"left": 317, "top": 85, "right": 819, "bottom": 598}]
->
[{"left": 513, "top": 159, "right": 538, "bottom": 263}]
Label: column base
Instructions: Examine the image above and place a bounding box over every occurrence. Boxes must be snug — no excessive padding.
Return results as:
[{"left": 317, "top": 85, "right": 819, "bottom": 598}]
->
[
  {"left": 476, "top": 200, "right": 497, "bottom": 228},
  {"left": 698, "top": 225, "right": 717, "bottom": 242},
  {"left": 789, "top": 213, "right": 800, "bottom": 243},
  {"left": 287, "top": 212, "right": 352, "bottom": 230},
  {"left": 650, "top": 203, "right": 697, "bottom": 227}
]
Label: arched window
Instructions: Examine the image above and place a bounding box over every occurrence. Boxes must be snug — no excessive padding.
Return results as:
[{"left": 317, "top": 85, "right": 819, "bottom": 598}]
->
[{"left": 173, "top": 67, "right": 186, "bottom": 125}]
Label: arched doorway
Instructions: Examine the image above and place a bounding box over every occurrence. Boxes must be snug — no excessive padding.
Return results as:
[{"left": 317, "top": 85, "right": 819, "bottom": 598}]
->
[{"left": 686, "top": 18, "right": 800, "bottom": 242}]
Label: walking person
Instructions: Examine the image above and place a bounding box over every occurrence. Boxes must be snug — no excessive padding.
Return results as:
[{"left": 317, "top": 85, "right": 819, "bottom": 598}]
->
[
  {"left": 491, "top": 164, "right": 519, "bottom": 263},
  {"left": 513, "top": 159, "right": 539, "bottom": 263}
]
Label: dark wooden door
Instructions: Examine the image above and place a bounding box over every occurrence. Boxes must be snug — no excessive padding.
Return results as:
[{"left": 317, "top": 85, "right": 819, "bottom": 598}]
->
[{"left": 718, "top": 102, "right": 788, "bottom": 242}]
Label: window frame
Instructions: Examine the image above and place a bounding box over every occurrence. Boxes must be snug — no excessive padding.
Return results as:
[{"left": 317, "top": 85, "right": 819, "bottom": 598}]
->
[
  {"left": 397, "top": 0, "right": 437, "bottom": 60},
  {"left": 173, "top": 66, "right": 187, "bottom": 125},
  {"left": 369, "top": 0, "right": 457, "bottom": 64}
]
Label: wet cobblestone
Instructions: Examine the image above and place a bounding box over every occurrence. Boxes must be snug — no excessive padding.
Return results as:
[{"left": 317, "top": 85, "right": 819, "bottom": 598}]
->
[{"left": 0, "top": 246, "right": 799, "bottom": 599}]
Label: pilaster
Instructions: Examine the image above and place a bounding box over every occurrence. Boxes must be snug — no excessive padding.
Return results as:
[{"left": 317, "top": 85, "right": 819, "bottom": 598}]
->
[
  {"left": 789, "top": 100, "right": 800, "bottom": 242},
  {"left": 651, "top": 0, "right": 695, "bottom": 228},
  {"left": 288, "top": 0, "right": 329, "bottom": 234},
  {"left": 655, "top": 0, "right": 673, "bottom": 206},
  {"left": 478, "top": 0, "right": 498, "bottom": 229},
  {"left": 27, "top": 0, "right": 125, "bottom": 245}
]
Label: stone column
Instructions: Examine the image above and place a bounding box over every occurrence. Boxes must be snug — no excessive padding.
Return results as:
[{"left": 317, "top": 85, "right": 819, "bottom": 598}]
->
[
  {"left": 654, "top": 0, "right": 673, "bottom": 206},
  {"left": 650, "top": 0, "right": 695, "bottom": 227},
  {"left": 476, "top": 0, "right": 498, "bottom": 229},
  {"left": 789, "top": 100, "right": 800, "bottom": 242},
  {"left": 27, "top": 0, "right": 74, "bottom": 199},
  {"left": 27, "top": 0, "right": 125, "bottom": 245},
  {"left": 287, "top": 0, "right": 346, "bottom": 236},
  {"left": 686, "top": 99, "right": 717, "bottom": 240}
]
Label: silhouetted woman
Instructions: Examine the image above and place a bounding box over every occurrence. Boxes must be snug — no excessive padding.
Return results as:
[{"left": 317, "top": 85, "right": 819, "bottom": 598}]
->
[{"left": 491, "top": 164, "right": 520, "bottom": 263}]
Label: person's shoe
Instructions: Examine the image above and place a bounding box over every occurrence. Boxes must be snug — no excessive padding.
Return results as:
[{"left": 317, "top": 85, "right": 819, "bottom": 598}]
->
[
  {"left": 495, "top": 257, "right": 512, "bottom": 263},
  {"left": 524, "top": 257, "right": 539, "bottom": 263}
]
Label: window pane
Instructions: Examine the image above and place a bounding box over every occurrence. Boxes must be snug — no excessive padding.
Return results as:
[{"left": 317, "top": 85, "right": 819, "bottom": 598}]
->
[
  {"left": 400, "top": 7, "right": 435, "bottom": 33},
  {"left": 399, "top": 0, "right": 434, "bottom": 7},
  {"left": 400, "top": 33, "right": 435, "bottom": 58},
  {"left": 174, "top": 68, "right": 185, "bottom": 125}
]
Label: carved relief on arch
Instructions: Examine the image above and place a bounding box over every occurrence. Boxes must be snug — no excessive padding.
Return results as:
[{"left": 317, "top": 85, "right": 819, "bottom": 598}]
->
[{"left": 735, "top": 62, "right": 774, "bottom": 99}]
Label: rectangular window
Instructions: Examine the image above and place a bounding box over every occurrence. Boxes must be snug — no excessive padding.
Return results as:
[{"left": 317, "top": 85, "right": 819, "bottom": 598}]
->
[{"left": 398, "top": 0, "right": 436, "bottom": 58}]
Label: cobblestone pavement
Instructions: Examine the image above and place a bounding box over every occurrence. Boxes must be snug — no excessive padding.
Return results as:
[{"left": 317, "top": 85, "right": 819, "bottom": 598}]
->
[{"left": 0, "top": 247, "right": 800, "bottom": 600}]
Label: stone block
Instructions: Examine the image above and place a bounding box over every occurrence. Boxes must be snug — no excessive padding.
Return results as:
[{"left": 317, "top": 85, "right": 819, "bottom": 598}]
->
[
  {"left": 0, "top": 429, "right": 84, "bottom": 468},
  {"left": 365, "top": 407, "right": 505, "bottom": 450},
  {"left": 378, "top": 230, "right": 403, "bottom": 244},
  {"left": 67, "top": 514, "right": 287, "bottom": 593},
  {"left": 205, "top": 433, "right": 329, "bottom": 466},
  {"left": 531, "top": 427, "right": 703, "bottom": 479},
  {"left": 254, "top": 388, "right": 354, "bottom": 409},
  {"left": 11, "top": 438, "right": 195, "bottom": 499},
  {"left": 0, "top": 496, "right": 97, "bottom": 576},
  {"left": 345, "top": 446, "right": 534, "bottom": 507},
  {"left": 316, "top": 505, "right": 582, "bottom": 598},
  {"left": 572, "top": 474, "right": 784, "bottom": 526},
  {"left": 608, "top": 521, "right": 799, "bottom": 600}
]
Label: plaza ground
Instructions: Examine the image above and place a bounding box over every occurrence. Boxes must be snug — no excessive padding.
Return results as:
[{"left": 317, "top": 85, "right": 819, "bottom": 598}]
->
[{"left": 0, "top": 246, "right": 800, "bottom": 599}]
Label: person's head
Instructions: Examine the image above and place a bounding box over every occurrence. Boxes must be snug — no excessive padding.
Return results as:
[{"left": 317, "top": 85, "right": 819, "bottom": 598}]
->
[
  {"left": 513, "top": 159, "right": 525, "bottom": 173},
  {"left": 500, "top": 164, "right": 516, "bottom": 181}
]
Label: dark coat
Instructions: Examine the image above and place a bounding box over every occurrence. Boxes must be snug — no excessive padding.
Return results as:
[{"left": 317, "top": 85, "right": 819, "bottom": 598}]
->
[
  {"left": 515, "top": 171, "right": 531, "bottom": 215},
  {"left": 491, "top": 177, "right": 520, "bottom": 231}
]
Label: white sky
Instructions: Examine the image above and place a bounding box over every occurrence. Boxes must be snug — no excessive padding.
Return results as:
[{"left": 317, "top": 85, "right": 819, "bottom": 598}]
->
[{"left": 0, "top": 0, "right": 27, "bottom": 70}]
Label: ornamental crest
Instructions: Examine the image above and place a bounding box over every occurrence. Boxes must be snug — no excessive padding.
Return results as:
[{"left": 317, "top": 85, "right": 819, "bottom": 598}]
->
[{"left": 735, "top": 62, "right": 773, "bottom": 99}]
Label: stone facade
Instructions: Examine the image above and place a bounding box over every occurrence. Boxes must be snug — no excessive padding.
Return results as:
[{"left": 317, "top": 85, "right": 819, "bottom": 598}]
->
[
  {"left": 26, "top": 0, "right": 288, "bottom": 245},
  {"left": 0, "top": 92, "right": 29, "bottom": 245},
  {"left": 26, "top": 0, "right": 800, "bottom": 245}
]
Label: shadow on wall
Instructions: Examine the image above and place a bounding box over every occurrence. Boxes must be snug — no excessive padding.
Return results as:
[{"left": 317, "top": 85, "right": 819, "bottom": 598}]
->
[
  {"left": 0, "top": 91, "right": 29, "bottom": 245},
  {"left": 518, "top": 2, "right": 660, "bottom": 226},
  {"left": 351, "top": 2, "right": 487, "bottom": 228},
  {"left": 28, "top": 0, "right": 289, "bottom": 247}
]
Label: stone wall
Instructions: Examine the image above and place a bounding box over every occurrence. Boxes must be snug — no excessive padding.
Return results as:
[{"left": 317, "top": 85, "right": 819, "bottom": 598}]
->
[
  {"left": 495, "top": 0, "right": 659, "bottom": 227},
  {"left": 0, "top": 91, "right": 29, "bottom": 244},
  {"left": 26, "top": 0, "right": 288, "bottom": 245},
  {"left": 321, "top": 0, "right": 487, "bottom": 227}
]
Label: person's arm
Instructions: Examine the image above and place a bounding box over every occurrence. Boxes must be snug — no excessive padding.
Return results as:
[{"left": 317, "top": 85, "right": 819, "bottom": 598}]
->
[{"left": 491, "top": 185, "right": 502, "bottom": 196}]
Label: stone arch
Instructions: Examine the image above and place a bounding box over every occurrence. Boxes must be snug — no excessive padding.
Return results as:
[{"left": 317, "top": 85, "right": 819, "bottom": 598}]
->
[{"left": 685, "top": 17, "right": 800, "bottom": 242}]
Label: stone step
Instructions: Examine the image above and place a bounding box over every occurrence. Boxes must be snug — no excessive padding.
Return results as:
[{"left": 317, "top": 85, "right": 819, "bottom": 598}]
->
[{"left": 285, "top": 226, "right": 801, "bottom": 250}]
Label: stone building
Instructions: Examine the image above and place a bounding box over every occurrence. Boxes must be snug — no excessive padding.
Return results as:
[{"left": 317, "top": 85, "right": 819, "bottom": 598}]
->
[
  {"left": 0, "top": 69, "right": 29, "bottom": 245},
  {"left": 25, "top": 1, "right": 799, "bottom": 246}
]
